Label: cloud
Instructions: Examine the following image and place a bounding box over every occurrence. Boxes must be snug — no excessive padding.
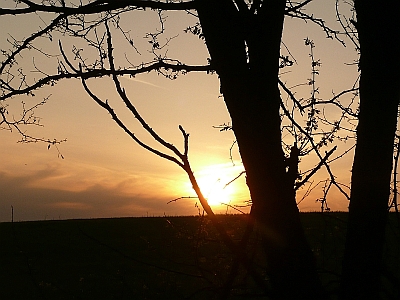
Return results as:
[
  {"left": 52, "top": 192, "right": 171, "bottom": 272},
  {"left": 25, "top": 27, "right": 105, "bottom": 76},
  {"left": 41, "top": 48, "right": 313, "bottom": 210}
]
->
[
  {"left": 0, "top": 168, "right": 198, "bottom": 222},
  {"left": 0, "top": 158, "right": 350, "bottom": 223}
]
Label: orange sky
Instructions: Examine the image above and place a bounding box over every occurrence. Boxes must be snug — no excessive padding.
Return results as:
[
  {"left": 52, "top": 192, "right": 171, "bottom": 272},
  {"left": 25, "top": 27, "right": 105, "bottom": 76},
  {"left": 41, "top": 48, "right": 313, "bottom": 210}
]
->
[{"left": 0, "top": 0, "right": 358, "bottom": 222}]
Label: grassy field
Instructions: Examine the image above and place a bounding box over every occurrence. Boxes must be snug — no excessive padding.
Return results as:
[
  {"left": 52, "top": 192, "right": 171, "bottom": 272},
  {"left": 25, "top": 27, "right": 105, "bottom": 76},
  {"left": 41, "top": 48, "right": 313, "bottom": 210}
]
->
[{"left": 1, "top": 213, "right": 399, "bottom": 299}]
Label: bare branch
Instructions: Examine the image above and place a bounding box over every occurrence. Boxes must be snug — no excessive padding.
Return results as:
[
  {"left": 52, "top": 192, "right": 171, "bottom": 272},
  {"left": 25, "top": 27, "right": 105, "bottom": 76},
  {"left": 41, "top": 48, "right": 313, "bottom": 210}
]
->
[
  {"left": 278, "top": 78, "right": 304, "bottom": 113},
  {"left": 0, "top": 61, "right": 212, "bottom": 101},
  {"left": 167, "top": 196, "right": 198, "bottom": 204},
  {"left": 224, "top": 171, "right": 245, "bottom": 189},
  {"left": 286, "top": 10, "right": 345, "bottom": 45},
  {"left": 335, "top": 0, "right": 359, "bottom": 52},
  {"left": 295, "top": 146, "right": 337, "bottom": 190},
  {"left": 80, "top": 74, "right": 183, "bottom": 167},
  {"left": 285, "top": 0, "right": 313, "bottom": 13},
  {"left": 0, "top": 1, "right": 196, "bottom": 16},
  {"left": 58, "top": 40, "right": 79, "bottom": 73},
  {"left": 302, "top": 87, "right": 359, "bottom": 117},
  {"left": 0, "top": 94, "right": 66, "bottom": 146},
  {"left": 0, "top": 14, "right": 66, "bottom": 75},
  {"left": 179, "top": 125, "right": 189, "bottom": 157},
  {"left": 105, "top": 22, "right": 185, "bottom": 160},
  {"left": 280, "top": 99, "right": 350, "bottom": 200}
]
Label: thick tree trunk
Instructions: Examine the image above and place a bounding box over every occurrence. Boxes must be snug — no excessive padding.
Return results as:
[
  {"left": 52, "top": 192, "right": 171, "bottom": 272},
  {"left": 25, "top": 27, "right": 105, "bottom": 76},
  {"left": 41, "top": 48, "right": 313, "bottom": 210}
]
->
[
  {"left": 340, "top": 2, "right": 400, "bottom": 299},
  {"left": 195, "top": 1, "right": 325, "bottom": 298}
]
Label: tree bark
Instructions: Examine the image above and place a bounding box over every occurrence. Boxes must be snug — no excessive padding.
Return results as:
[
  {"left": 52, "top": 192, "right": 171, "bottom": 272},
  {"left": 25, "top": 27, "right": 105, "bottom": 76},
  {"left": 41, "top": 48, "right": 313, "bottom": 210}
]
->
[
  {"left": 195, "top": 1, "right": 325, "bottom": 298},
  {"left": 340, "top": 2, "right": 400, "bottom": 299}
]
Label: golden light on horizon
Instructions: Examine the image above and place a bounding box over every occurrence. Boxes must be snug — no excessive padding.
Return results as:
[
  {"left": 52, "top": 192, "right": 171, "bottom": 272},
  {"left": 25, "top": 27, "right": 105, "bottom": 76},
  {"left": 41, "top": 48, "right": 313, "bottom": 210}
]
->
[{"left": 182, "top": 163, "right": 246, "bottom": 209}]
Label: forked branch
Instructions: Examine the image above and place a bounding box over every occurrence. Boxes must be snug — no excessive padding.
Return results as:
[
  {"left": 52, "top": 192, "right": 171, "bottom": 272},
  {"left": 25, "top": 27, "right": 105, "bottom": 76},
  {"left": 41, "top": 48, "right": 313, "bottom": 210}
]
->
[{"left": 80, "top": 21, "right": 269, "bottom": 293}]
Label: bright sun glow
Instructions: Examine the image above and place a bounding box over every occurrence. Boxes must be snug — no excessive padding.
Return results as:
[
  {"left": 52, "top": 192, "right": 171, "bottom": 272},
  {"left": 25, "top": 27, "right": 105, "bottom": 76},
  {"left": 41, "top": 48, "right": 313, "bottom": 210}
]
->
[
  {"left": 188, "top": 163, "right": 245, "bottom": 208},
  {"left": 198, "top": 176, "right": 234, "bottom": 206}
]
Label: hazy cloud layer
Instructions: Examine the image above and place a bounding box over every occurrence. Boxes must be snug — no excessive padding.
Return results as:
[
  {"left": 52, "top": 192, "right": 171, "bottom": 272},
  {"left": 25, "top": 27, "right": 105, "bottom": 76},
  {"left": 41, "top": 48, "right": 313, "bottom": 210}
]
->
[
  {"left": 0, "top": 165, "right": 350, "bottom": 222},
  {"left": 0, "top": 169, "right": 198, "bottom": 222}
]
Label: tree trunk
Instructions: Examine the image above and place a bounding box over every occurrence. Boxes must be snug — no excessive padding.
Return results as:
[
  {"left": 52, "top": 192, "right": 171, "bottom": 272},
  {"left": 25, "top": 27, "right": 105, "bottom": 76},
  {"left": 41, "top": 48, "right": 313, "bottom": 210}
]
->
[
  {"left": 340, "top": 2, "right": 400, "bottom": 299},
  {"left": 195, "top": 1, "right": 325, "bottom": 298}
]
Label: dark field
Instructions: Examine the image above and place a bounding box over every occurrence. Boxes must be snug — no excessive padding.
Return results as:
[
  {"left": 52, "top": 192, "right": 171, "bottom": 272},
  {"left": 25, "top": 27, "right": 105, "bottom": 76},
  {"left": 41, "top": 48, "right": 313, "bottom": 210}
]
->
[{"left": 1, "top": 213, "right": 399, "bottom": 299}]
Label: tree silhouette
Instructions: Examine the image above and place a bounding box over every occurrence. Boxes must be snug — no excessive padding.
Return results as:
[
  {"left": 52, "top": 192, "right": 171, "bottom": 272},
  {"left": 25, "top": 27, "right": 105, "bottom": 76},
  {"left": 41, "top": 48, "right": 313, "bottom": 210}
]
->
[
  {"left": 339, "top": 1, "right": 400, "bottom": 299},
  {"left": 1, "top": 1, "right": 398, "bottom": 299}
]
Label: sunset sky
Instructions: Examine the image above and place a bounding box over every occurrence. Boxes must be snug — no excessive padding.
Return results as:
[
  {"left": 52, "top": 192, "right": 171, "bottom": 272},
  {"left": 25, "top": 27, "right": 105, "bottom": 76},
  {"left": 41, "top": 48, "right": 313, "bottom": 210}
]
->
[{"left": 0, "top": 0, "right": 359, "bottom": 222}]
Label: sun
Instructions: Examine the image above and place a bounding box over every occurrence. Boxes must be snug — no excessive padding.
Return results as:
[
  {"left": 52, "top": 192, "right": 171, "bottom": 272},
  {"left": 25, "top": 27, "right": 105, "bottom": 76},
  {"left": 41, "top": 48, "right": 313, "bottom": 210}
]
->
[
  {"left": 179, "top": 163, "right": 248, "bottom": 211},
  {"left": 199, "top": 177, "right": 231, "bottom": 206},
  {"left": 195, "top": 164, "right": 240, "bottom": 207}
]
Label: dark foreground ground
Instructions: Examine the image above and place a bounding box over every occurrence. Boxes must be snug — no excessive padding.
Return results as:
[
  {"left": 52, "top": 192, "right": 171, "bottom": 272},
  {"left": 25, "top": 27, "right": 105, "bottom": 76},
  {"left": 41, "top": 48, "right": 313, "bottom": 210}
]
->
[{"left": 1, "top": 213, "right": 399, "bottom": 299}]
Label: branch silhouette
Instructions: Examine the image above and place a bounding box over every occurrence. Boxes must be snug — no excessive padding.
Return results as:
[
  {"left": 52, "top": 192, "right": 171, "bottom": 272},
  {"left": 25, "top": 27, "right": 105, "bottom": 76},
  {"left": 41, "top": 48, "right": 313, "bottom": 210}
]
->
[{"left": 76, "top": 23, "right": 269, "bottom": 293}]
